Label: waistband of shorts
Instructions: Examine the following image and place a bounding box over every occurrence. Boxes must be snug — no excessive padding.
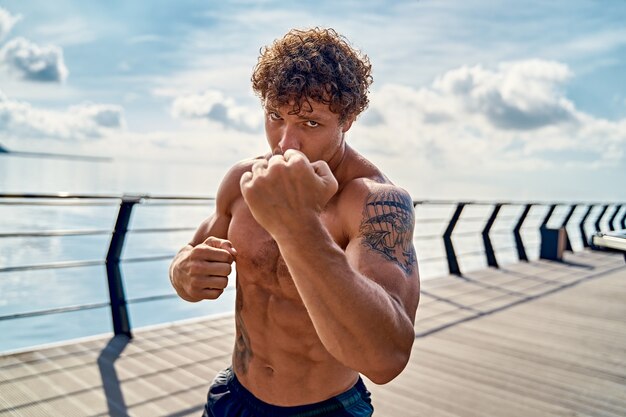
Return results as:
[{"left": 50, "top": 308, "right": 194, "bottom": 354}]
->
[{"left": 225, "top": 367, "right": 368, "bottom": 417}]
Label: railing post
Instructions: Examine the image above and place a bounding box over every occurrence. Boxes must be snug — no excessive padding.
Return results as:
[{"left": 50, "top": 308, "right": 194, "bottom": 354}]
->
[
  {"left": 560, "top": 204, "right": 577, "bottom": 251},
  {"left": 579, "top": 205, "right": 594, "bottom": 248},
  {"left": 513, "top": 204, "right": 532, "bottom": 261},
  {"left": 539, "top": 204, "right": 565, "bottom": 261},
  {"left": 482, "top": 204, "right": 502, "bottom": 268},
  {"left": 594, "top": 205, "right": 609, "bottom": 232},
  {"left": 443, "top": 203, "right": 465, "bottom": 276},
  {"left": 540, "top": 204, "right": 557, "bottom": 229},
  {"left": 106, "top": 195, "right": 142, "bottom": 338},
  {"left": 608, "top": 205, "right": 622, "bottom": 232}
]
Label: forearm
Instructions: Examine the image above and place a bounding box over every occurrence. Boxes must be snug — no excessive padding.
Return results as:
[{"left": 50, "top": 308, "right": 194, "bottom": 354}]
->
[
  {"left": 274, "top": 217, "right": 415, "bottom": 383},
  {"left": 169, "top": 244, "right": 195, "bottom": 301}
]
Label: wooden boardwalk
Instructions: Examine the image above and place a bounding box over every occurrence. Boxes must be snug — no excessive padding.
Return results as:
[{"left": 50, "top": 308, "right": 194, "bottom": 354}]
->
[{"left": 1, "top": 250, "right": 625, "bottom": 417}]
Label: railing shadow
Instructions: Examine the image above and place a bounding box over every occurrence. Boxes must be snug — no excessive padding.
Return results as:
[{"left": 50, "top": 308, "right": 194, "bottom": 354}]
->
[
  {"left": 415, "top": 252, "right": 625, "bottom": 338},
  {"left": 97, "top": 335, "right": 131, "bottom": 417}
]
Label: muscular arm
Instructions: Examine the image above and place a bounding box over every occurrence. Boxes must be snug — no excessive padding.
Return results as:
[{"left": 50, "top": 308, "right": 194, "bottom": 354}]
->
[
  {"left": 168, "top": 213, "right": 230, "bottom": 301},
  {"left": 273, "top": 184, "right": 420, "bottom": 384},
  {"left": 239, "top": 151, "right": 419, "bottom": 383},
  {"left": 169, "top": 161, "right": 252, "bottom": 302}
]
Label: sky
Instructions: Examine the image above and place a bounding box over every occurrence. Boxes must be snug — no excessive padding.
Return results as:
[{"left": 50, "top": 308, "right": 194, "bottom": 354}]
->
[{"left": 0, "top": 0, "right": 625, "bottom": 202}]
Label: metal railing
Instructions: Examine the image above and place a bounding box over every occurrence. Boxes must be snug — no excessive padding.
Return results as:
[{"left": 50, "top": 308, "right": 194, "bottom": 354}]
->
[
  {"left": 0, "top": 193, "right": 624, "bottom": 342},
  {"left": 0, "top": 193, "right": 214, "bottom": 339},
  {"left": 411, "top": 200, "right": 625, "bottom": 276}
]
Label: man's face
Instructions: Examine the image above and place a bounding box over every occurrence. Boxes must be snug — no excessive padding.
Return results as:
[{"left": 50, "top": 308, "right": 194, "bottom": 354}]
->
[{"left": 264, "top": 99, "right": 353, "bottom": 164}]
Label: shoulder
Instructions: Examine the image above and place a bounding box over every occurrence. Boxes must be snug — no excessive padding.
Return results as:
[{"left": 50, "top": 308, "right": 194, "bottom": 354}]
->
[
  {"left": 339, "top": 179, "right": 418, "bottom": 278},
  {"left": 335, "top": 175, "right": 415, "bottom": 249},
  {"left": 333, "top": 148, "right": 415, "bottom": 234},
  {"left": 215, "top": 156, "right": 265, "bottom": 215}
]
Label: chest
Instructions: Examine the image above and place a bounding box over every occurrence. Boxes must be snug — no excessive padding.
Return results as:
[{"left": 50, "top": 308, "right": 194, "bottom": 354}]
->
[{"left": 227, "top": 197, "right": 346, "bottom": 287}]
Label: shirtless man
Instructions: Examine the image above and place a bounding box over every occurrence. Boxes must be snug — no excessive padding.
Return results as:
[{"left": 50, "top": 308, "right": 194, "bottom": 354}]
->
[{"left": 169, "top": 27, "right": 420, "bottom": 417}]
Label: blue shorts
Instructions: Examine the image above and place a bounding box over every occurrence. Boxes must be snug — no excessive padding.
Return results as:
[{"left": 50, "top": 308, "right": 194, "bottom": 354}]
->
[{"left": 202, "top": 367, "right": 374, "bottom": 417}]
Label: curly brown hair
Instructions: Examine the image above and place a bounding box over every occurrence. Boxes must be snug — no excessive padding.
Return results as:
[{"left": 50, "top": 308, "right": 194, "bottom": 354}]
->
[{"left": 251, "top": 28, "right": 373, "bottom": 123}]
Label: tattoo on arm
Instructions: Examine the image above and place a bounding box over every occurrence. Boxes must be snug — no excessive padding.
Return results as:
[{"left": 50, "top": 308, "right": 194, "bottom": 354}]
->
[{"left": 359, "top": 190, "right": 417, "bottom": 275}]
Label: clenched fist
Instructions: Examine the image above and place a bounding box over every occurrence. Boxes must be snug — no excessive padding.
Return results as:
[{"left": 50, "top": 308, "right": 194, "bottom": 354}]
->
[
  {"left": 170, "top": 236, "right": 237, "bottom": 302},
  {"left": 239, "top": 150, "right": 338, "bottom": 238}
]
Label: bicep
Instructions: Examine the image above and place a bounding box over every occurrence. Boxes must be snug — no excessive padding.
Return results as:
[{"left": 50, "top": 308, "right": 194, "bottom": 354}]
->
[
  {"left": 189, "top": 212, "right": 230, "bottom": 246},
  {"left": 188, "top": 159, "right": 253, "bottom": 246},
  {"left": 346, "top": 235, "right": 420, "bottom": 322},
  {"left": 344, "top": 187, "right": 420, "bottom": 320}
]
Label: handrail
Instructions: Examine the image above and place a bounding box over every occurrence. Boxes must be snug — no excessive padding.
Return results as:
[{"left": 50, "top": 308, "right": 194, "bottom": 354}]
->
[
  {"left": 0, "top": 260, "right": 105, "bottom": 273},
  {"left": 3, "top": 193, "right": 620, "bottom": 205},
  {"left": 0, "top": 229, "right": 112, "bottom": 238},
  {"left": 412, "top": 199, "right": 625, "bottom": 206},
  {"left": 0, "top": 286, "right": 238, "bottom": 322},
  {"left": 0, "top": 193, "right": 624, "bottom": 345},
  {"left": 0, "top": 255, "right": 176, "bottom": 274},
  {"left": 0, "top": 192, "right": 214, "bottom": 199},
  {"left": 0, "top": 201, "right": 118, "bottom": 206},
  {"left": 0, "top": 227, "right": 196, "bottom": 239},
  {"left": 0, "top": 192, "right": 218, "bottom": 340},
  {"left": 0, "top": 302, "right": 112, "bottom": 321},
  {"left": 0, "top": 192, "right": 126, "bottom": 199}
]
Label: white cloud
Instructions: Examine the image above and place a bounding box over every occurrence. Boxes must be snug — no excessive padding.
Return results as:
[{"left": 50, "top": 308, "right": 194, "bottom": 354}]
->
[
  {"left": 352, "top": 59, "right": 626, "bottom": 181},
  {"left": 171, "top": 90, "right": 262, "bottom": 132},
  {"left": 431, "top": 59, "right": 576, "bottom": 130},
  {"left": 0, "top": 91, "right": 125, "bottom": 141},
  {"left": 0, "top": 37, "right": 69, "bottom": 82},
  {"left": 69, "top": 103, "right": 125, "bottom": 129},
  {"left": 0, "top": 7, "right": 21, "bottom": 41}
]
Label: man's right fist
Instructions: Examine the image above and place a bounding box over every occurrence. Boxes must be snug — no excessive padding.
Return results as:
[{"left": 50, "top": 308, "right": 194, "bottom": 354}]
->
[{"left": 170, "top": 237, "right": 237, "bottom": 302}]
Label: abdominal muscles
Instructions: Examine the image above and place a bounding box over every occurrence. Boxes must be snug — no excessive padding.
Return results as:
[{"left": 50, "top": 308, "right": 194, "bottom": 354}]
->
[{"left": 228, "top": 203, "right": 357, "bottom": 405}]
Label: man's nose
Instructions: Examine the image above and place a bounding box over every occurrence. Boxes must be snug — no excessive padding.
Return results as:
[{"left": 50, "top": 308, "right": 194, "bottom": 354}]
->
[{"left": 277, "top": 125, "right": 301, "bottom": 153}]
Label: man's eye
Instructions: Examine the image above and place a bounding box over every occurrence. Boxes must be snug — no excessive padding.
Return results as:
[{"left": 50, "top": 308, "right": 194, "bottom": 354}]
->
[
  {"left": 269, "top": 112, "right": 282, "bottom": 120},
  {"left": 305, "top": 120, "right": 319, "bottom": 127}
]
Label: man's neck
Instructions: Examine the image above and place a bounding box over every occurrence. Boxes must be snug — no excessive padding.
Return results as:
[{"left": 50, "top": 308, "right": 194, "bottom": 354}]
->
[{"left": 328, "top": 142, "right": 353, "bottom": 189}]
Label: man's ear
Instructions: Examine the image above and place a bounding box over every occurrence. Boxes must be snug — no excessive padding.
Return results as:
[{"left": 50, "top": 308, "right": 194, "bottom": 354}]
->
[{"left": 341, "top": 116, "right": 355, "bottom": 133}]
